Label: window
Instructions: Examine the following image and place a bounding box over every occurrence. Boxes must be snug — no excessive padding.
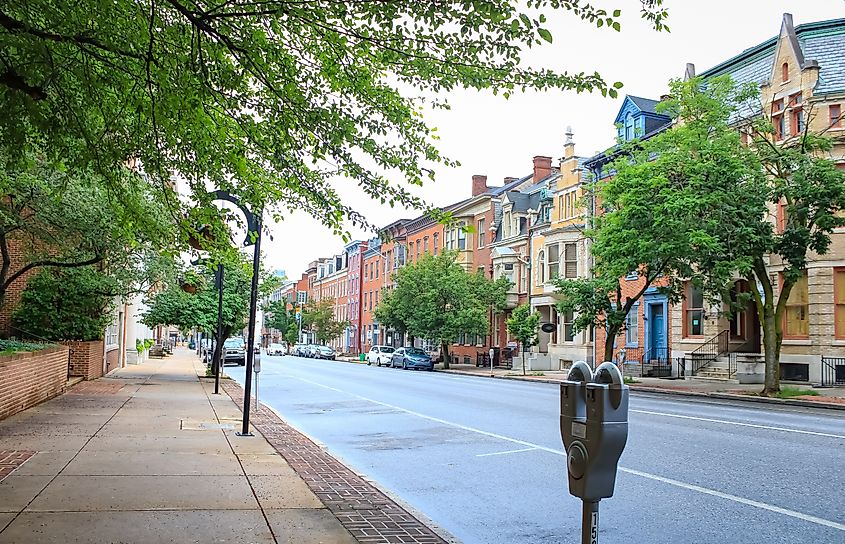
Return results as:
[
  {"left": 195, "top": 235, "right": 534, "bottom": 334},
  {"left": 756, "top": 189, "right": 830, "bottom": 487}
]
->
[
  {"left": 433, "top": 233, "right": 439, "bottom": 255},
  {"left": 625, "top": 304, "right": 639, "bottom": 346},
  {"left": 789, "top": 93, "right": 804, "bottom": 136},
  {"left": 519, "top": 262, "right": 527, "bottom": 293},
  {"left": 503, "top": 212, "right": 512, "bottom": 238},
  {"left": 424, "top": 237, "right": 429, "bottom": 254},
  {"left": 457, "top": 225, "right": 466, "bottom": 250},
  {"left": 830, "top": 104, "right": 842, "bottom": 128},
  {"left": 560, "top": 191, "right": 578, "bottom": 220},
  {"left": 776, "top": 198, "right": 788, "bottom": 233},
  {"left": 772, "top": 99, "right": 785, "bottom": 140},
  {"left": 408, "top": 242, "right": 414, "bottom": 261},
  {"left": 836, "top": 269, "right": 845, "bottom": 339},
  {"left": 782, "top": 62, "right": 789, "bottom": 82},
  {"left": 625, "top": 112, "right": 634, "bottom": 141},
  {"left": 684, "top": 283, "right": 705, "bottom": 337},
  {"left": 375, "top": 260, "right": 379, "bottom": 278},
  {"left": 445, "top": 228, "right": 453, "bottom": 250},
  {"left": 783, "top": 273, "right": 809, "bottom": 338},
  {"left": 537, "top": 250, "right": 545, "bottom": 284},
  {"left": 477, "top": 219, "right": 485, "bottom": 248},
  {"left": 416, "top": 239, "right": 421, "bottom": 260},
  {"left": 563, "top": 243, "right": 577, "bottom": 278},
  {"left": 562, "top": 310, "right": 575, "bottom": 342},
  {"left": 547, "top": 244, "right": 560, "bottom": 280}
]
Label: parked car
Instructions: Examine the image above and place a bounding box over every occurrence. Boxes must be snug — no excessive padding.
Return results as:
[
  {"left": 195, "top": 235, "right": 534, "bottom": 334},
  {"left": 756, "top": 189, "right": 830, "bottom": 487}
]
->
[
  {"left": 293, "top": 343, "right": 308, "bottom": 357},
  {"left": 267, "top": 343, "right": 287, "bottom": 356},
  {"left": 222, "top": 338, "right": 246, "bottom": 366},
  {"left": 390, "top": 347, "right": 434, "bottom": 370},
  {"left": 313, "top": 345, "right": 336, "bottom": 360},
  {"left": 305, "top": 344, "right": 320, "bottom": 358},
  {"left": 367, "top": 345, "right": 395, "bottom": 367}
]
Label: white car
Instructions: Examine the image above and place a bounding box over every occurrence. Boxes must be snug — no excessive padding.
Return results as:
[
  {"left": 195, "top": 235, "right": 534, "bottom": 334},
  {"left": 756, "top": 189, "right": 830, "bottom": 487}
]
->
[
  {"left": 367, "top": 345, "right": 396, "bottom": 367},
  {"left": 267, "top": 343, "right": 287, "bottom": 356}
]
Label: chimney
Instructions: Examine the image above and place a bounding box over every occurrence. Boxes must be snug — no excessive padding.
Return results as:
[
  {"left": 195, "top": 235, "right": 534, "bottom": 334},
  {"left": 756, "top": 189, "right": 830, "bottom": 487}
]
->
[
  {"left": 471, "top": 174, "right": 489, "bottom": 196},
  {"left": 684, "top": 62, "right": 696, "bottom": 81},
  {"left": 503, "top": 176, "right": 518, "bottom": 185},
  {"left": 533, "top": 156, "right": 552, "bottom": 183},
  {"left": 563, "top": 126, "right": 575, "bottom": 160}
]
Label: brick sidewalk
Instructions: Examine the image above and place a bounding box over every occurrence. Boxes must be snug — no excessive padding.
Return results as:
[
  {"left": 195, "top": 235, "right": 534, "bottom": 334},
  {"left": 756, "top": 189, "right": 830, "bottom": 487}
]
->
[{"left": 223, "top": 382, "right": 451, "bottom": 544}]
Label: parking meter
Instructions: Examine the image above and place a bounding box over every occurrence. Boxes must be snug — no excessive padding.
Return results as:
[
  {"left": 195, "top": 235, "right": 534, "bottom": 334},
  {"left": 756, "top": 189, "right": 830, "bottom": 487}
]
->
[{"left": 560, "top": 361, "right": 629, "bottom": 544}]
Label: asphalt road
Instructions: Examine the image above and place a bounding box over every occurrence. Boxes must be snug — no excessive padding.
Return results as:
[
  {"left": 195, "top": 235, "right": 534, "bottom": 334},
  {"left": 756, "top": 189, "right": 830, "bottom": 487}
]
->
[{"left": 228, "top": 355, "right": 845, "bottom": 544}]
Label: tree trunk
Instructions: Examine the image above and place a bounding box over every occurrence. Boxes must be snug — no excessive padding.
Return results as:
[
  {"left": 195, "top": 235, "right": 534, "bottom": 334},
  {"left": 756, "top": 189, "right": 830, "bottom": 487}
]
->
[
  {"left": 441, "top": 341, "right": 450, "bottom": 370},
  {"left": 522, "top": 347, "right": 526, "bottom": 376},
  {"left": 603, "top": 325, "right": 619, "bottom": 364},
  {"left": 760, "top": 306, "right": 782, "bottom": 396}
]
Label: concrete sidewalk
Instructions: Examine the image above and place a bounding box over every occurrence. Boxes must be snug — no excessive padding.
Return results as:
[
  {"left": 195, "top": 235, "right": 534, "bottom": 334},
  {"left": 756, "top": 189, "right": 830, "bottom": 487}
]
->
[{"left": 0, "top": 349, "right": 356, "bottom": 543}]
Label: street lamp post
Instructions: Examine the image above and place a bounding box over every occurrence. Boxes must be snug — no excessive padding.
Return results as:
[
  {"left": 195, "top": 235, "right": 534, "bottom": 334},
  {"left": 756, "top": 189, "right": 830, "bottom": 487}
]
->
[{"left": 214, "top": 263, "right": 224, "bottom": 395}]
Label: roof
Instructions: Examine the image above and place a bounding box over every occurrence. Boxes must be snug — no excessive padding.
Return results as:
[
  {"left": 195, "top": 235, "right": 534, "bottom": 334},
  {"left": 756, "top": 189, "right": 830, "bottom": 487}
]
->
[
  {"left": 628, "top": 96, "right": 661, "bottom": 114},
  {"left": 699, "top": 16, "right": 845, "bottom": 94}
]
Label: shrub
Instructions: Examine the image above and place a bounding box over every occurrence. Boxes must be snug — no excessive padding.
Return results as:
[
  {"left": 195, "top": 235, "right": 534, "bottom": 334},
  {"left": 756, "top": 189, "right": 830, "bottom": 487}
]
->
[
  {"left": 11, "top": 267, "right": 116, "bottom": 341},
  {"left": 0, "top": 339, "right": 50, "bottom": 355}
]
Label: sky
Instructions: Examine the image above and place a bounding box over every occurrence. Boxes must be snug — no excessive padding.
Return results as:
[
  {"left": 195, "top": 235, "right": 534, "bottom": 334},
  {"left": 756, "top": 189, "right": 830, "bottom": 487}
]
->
[{"left": 261, "top": 1, "right": 845, "bottom": 280}]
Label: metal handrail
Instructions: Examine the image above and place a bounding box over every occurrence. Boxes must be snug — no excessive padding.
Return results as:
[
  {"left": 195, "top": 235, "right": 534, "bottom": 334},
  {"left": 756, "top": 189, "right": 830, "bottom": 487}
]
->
[{"left": 689, "top": 330, "right": 729, "bottom": 376}]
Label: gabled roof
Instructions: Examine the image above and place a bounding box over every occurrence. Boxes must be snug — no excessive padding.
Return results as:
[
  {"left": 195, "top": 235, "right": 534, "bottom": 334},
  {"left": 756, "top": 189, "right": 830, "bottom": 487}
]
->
[
  {"left": 613, "top": 95, "right": 670, "bottom": 124},
  {"left": 698, "top": 15, "right": 845, "bottom": 94}
]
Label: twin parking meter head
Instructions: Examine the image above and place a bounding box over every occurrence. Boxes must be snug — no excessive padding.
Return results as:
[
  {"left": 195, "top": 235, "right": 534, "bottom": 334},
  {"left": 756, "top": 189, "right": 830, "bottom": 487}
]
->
[{"left": 560, "top": 361, "right": 629, "bottom": 502}]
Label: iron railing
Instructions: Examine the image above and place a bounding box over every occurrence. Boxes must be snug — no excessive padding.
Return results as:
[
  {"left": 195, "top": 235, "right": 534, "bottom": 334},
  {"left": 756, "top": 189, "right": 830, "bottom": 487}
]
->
[
  {"left": 728, "top": 353, "right": 738, "bottom": 378},
  {"left": 689, "top": 330, "right": 730, "bottom": 376},
  {"left": 821, "top": 356, "right": 845, "bottom": 386},
  {"left": 641, "top": 347, "right": 672, "bottom": 378}
]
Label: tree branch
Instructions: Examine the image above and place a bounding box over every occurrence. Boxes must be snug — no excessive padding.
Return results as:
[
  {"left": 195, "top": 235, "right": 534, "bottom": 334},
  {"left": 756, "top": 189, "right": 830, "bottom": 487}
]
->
[{"left": 3, "top": 254, "right": 104, "bottom": 291}]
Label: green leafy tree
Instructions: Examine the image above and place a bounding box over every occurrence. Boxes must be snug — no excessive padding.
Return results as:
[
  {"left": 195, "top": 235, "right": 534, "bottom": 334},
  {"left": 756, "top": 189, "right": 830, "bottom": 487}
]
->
[
  {"left": 1, "top": 0, "right": 668, "bottom": 234},
  {"left": 705, "top": 100, "right": 845, "bottom": 395},
  {"left": 143, "top": 257, "right": 279, "bottom": 365},
  {"left": 283, "top": 321, "right": 300, "bottom": 348},
  {"left": 0, "top": 151, "right": 177, "bottom": 311},
  {"left": 12, "top": 267, "right": 117, "bottom": 341},
  {"left": 375, "top": 252, "right": 510, "bottom": 369},
  {"left": 263, "top": 299, "right": 300, "bottom": 347},
  {"left": 554, "top": 76, "right": 767, "bottom": 363},
  {"left": 506, "top": 303, "right": 540, "bottom": 376},
  {"left": 301, "top": 298, "right": 349, "bottom": 346}
]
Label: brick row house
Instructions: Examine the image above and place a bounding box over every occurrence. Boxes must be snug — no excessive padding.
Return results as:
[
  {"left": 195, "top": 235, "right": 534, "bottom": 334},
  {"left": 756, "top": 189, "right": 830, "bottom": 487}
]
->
[{"left": 286, "top": 14, "right": 845, "bottom": 384}]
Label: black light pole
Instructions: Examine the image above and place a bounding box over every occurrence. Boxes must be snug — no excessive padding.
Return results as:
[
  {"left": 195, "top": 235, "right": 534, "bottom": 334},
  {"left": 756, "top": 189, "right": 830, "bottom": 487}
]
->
[
  {"left": 213, "top": 263, "right": 225, "bottom": 395},
  {"left": 238, "top": 212, "right": 262, "bottom": 436}
]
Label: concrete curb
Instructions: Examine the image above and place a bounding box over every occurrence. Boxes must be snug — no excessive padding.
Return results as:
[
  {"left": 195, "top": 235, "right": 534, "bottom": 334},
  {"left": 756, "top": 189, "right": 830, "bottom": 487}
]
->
[{"left": 439, "top": 369, "right": 845, "bottom": 411}]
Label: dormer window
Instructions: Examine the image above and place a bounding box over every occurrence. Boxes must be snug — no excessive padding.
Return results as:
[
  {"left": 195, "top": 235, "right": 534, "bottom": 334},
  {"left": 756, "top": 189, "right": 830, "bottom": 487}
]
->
[
  {"left": 782, "top": 62, "right": 789, "bottom": 82},
  {"left": 625, "top": 114, "right": 632, "bottom": 140}
]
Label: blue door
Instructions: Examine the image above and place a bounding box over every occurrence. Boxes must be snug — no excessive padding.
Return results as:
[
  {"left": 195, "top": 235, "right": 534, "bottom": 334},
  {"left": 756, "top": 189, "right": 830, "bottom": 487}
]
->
[{"left": 648, "top": 303, "right": 666, "bottom": 359}]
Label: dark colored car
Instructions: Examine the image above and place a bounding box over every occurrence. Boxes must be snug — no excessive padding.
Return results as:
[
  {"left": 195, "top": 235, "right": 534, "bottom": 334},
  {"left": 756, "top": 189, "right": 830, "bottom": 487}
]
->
[
  {"left": 390, "top": 347, "right": 433, "bottom": 370},
  {"left": 313, "top": 345, "right": 336, "bottom": 360}
]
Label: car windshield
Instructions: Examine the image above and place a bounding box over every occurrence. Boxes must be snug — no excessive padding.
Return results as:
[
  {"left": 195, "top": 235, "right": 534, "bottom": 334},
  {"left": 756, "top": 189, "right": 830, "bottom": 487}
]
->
[
  {"left": 380, "top": 347, "right": 395, "bottom": 353},
  {"left": 405, "top": 348, "right": 427, "bottom": 356},
  {"left": 224, "top": 339, "right": 244, "bottom": 348}
]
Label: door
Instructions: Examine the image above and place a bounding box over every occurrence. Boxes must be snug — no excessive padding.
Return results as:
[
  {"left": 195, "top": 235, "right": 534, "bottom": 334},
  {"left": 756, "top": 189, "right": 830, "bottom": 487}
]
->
[{"left": 648, "top": 303, "right": 666, "bottom": 361}]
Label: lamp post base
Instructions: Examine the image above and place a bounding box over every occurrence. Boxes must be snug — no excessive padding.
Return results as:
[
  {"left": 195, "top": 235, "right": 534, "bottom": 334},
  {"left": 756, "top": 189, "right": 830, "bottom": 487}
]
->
[{"left": 235, "top": 431, "right": 254, "bottom": 437}]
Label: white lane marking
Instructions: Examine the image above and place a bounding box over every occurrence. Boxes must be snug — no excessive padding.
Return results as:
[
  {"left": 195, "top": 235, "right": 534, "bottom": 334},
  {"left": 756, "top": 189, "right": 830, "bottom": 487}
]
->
[
  {"left": 476, "top": 447, "right": 537, "bottom": 458},
  {"left": 620, "top": 467, "right": 845, "bottom": 532},
  {"left": 631, "top": 409, "right": 845, "bottom": 439},
  {"left": 287, "top": 374, "right": 845, "bottom": 532}
]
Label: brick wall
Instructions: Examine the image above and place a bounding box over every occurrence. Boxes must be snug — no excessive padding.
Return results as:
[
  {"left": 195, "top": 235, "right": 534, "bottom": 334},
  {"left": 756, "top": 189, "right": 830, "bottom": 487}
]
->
[
  {"left": 0, "top": 237, "right": 39, "bottom": 336},
  {"left": 0, "top": 346, "right": 69, "bottom": 421},
  {"left": 61, "top": 340, "right": 104, "bottom": 380},
  {"left": 105, "top": 346, "right": 120, "bottom": 374}
]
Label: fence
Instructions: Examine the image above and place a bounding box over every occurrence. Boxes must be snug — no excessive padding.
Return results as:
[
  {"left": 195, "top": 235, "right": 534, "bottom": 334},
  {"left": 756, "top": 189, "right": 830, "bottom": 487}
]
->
[{"left": 821, "top": 356, "right": 845, "bottom": 387}]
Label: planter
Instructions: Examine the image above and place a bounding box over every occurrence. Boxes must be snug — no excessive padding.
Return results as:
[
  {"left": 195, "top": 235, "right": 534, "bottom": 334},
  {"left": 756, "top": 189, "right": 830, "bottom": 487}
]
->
[{"left": 0, "top": 346, "right": 69, "bottom": 421}]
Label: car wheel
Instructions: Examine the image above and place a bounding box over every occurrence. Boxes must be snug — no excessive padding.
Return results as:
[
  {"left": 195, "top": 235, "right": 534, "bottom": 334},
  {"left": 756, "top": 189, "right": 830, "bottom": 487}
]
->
[
  {"left": 376, "top": 358, "right": 381, "bottom": 367},
  {"left": 402, "top": 359, "right": 407, "bottom": 370}
]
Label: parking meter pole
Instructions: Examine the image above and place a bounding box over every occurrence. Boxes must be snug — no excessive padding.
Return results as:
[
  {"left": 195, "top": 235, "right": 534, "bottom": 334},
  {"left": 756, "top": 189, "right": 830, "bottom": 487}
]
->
[
  {"left": 582, "top": 500, "right": 599, "bottom": 544},
  {"left": 213, "top": 264, "right": 224, "bottom": 395},
  {"left": 239, "top": 216, "right": 261, "bottom": 437}
]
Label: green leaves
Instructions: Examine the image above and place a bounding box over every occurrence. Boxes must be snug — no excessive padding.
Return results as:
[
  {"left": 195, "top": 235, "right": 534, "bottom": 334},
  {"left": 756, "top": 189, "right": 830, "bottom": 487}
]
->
[
  {"left": 506, "top": 304, "right": 539, "bottom": 347},
  {"left": 300, "top": 298, "right": 349, "bottom": 344},
  {"left": 375, "top": 251, "right": 509, "bottom": 348},
  {"left": 0, "top": 0, "right": 669, "bottom": 239}
]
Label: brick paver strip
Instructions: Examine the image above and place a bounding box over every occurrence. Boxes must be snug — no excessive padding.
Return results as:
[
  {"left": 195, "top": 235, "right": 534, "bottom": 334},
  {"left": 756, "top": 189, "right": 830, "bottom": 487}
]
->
[
  {"left": 0, "top": 450, "right": 35, "bottom": 482},
  {"left": 222, "top": 382, "right": 447, "bottom": 544},
  {"left": 66, "top": 380, "right": 126, "bottom": 395}
]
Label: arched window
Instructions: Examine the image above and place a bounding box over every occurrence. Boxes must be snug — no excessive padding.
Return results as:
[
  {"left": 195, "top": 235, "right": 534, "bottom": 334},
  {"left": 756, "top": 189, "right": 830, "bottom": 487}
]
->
[
  {"left": 537, "top": 250, "right": 546, "bottom": 284},
  {"left": 782, "top": 62, "right": 789, "bottom": 82}
]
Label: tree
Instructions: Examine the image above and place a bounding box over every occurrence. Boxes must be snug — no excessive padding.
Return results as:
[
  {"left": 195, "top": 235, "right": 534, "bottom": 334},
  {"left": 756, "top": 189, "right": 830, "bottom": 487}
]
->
[
  {"left": 0, "top": 1, "right": 668, "bottom": 234},
  {"left": 301, "top": 298, "right": 349, "bottom": 346},
  {"left": 708, "top": 101, "right": 845, "bottom": 395},
  {"left": 506, "top": 303, "right": 540, "bottom": 376},
  {"left": 0, "top": 151, "right": 177, "bottom": 311},
  {"left": 375, "top": 252, "right": 510, "bottom": 369},
  {"left": 11, "top": 267, "right": 117, "bottom": 341},
  {"left": 554, "top": 76, "right": 767, "bottom": 363},
  {"left": 263, "top": 299, "right": 292, "bottom": 339},
  {"left": 142, "top": 257, "right": 279, "bottom": 365}
]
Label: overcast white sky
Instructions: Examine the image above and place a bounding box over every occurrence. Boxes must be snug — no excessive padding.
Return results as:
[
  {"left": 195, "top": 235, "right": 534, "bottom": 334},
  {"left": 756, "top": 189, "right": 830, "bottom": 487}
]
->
[{"left": 261, "top": 1, "right": 845, "bottom": 279}]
